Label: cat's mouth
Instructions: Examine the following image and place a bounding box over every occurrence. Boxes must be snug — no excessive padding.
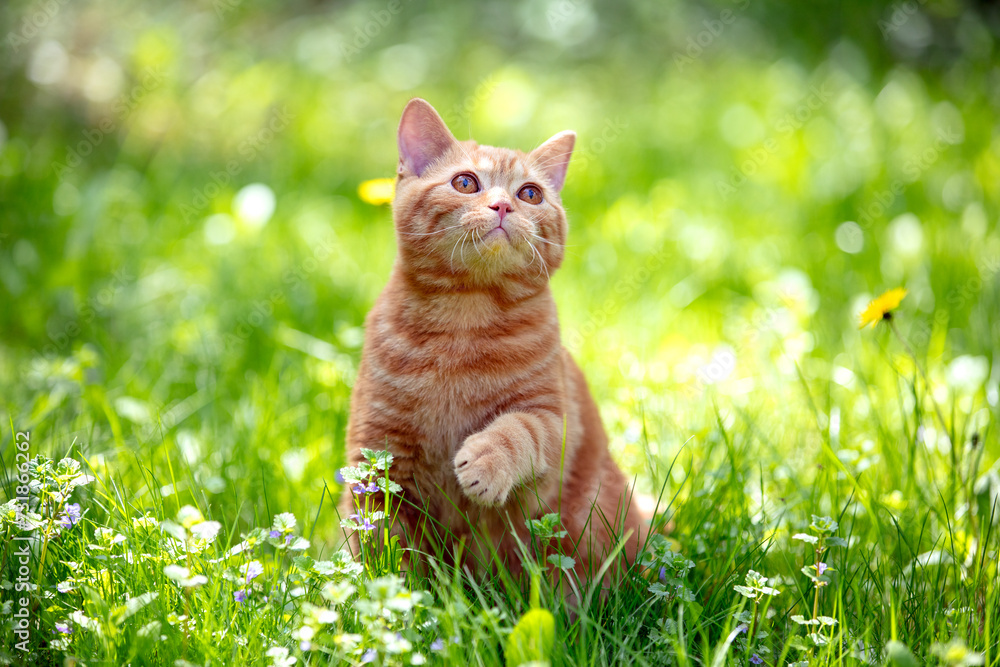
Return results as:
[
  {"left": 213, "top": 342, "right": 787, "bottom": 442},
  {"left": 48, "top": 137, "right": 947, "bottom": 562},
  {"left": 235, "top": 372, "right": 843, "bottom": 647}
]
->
[{"left": 483, "top": 225, "right": 510, "bottom": 242}]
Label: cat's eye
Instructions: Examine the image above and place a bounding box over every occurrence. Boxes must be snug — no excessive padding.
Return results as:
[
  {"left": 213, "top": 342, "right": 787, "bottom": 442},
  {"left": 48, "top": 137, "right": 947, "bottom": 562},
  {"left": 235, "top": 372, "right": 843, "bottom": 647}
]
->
[
  {"left": 451, "top": 173, "right": 480, "bottom": 194},
  {"left": 517, "top": 184, "right": 543, "bottom": 205}
]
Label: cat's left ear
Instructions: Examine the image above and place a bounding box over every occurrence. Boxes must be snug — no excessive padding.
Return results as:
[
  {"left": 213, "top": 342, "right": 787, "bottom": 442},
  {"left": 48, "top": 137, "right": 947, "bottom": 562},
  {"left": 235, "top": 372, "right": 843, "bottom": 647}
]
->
[
  {"left": 529, "top": 131, "right": 576, "bottom": 192},
  {"left": 398, "top": 98, "right": 459, "bottom": 177}
]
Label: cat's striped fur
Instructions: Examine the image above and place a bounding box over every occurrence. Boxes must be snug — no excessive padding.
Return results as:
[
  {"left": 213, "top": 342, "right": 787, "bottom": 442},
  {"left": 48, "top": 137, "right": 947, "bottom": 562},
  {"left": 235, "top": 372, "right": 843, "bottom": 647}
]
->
[{"left": 342, "top": 99, "right": 646, "bottom": 577}]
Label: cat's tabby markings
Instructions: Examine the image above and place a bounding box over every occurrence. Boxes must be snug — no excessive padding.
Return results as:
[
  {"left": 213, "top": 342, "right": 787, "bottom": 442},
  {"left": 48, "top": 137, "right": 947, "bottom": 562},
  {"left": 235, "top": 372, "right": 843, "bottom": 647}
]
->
[{"left": 342, "top": 98, "right": 647, "bottom": 577}]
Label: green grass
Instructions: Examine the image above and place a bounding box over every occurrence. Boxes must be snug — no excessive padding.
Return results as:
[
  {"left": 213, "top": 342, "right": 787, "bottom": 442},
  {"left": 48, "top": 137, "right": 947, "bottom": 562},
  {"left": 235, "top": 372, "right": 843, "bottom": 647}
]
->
[
  {"left": 3, "top": 321, "right": 998, "bottom": 665},
  {"left": 2, "top": 0, "right": 1000, "bottom": 664}
]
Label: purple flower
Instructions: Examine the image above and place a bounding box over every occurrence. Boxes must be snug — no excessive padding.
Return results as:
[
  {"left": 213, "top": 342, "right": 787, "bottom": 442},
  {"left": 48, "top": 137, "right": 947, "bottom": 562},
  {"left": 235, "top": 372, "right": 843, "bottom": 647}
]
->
[
  {"left": 750, "top": 654, "right": 763, "bottom": 665},
  {"left": 234, "top": 589, "right": 247, "bottom": 603},
  {"left": 659, "top": 566, "right": 667, "bottom": 583},
  {"left": 736, "top": 623, "right": 748, "bottom": 634},
  {"left": 430, "top": 638, "right": 444, "bottom": 651},
  {"left": 352, "top": 481, "right": 380, "bottom": 495},
  {"left": 285, "top": 534, "right": 294, "bottom": 546},
  {"left": 59, "top": 503, "right": 82, "bottom": 529},
  {"left": 269, "top": 530, "right": 281, "bottom": 539},
  {"left": 242, "top": 560, "right": 264, "bottom": 583},
  {"left": 361, "top": 648, "right": 378, "bottom": 663},
  {"left": 817, "top": 562, "right": 828, "bottom": 576},
  {"left": 335, "top": 469, "right": 345, "bottom": 484},
  {"left": 349, "top": 511, "right": 376, "bottom": 530},
  {"left": 55, "top": 622, "right": 72, "bottom": 634}
]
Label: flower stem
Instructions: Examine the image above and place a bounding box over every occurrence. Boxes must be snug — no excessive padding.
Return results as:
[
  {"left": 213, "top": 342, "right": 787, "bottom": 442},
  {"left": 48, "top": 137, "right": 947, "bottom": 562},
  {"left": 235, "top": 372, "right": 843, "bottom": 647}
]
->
[
  {"left": 888, "top": 320, "right": 949, "bottom": 442},
  {"left": 813, "top": 547, "right": 821, "bottom": 619},
  {"left": 748, "top": 598, "right": 760, "bottom": 645}
]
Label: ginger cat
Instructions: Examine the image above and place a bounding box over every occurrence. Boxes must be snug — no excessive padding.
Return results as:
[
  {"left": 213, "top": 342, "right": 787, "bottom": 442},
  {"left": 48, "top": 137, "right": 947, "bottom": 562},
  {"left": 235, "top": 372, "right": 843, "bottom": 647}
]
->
[{"left": 342, "top": 98, "right": 646, "bottom": 578}]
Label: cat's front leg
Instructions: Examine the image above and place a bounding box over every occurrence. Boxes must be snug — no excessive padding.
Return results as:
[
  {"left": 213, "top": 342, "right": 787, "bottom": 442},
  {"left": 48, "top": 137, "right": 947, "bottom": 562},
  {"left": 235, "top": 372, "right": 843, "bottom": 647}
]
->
[{"left": 454, "top": 410, "right": 559, "bottom": 506}]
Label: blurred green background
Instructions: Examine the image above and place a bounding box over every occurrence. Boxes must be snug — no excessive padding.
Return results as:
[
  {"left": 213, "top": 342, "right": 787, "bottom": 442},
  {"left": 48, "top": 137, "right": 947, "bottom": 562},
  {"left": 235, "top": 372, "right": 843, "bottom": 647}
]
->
[{"left": 1, "top": 0, "right": 998, "bottom": 547}]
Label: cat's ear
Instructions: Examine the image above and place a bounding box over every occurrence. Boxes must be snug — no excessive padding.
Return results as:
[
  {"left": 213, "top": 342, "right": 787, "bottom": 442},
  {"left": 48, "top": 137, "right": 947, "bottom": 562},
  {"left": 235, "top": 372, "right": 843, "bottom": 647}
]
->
[
  {"left": 397, "top": 98, "right": 459, "bottom": 177},
  {"left": 529, "top": 130, "right": 576, "bottom": 192}
]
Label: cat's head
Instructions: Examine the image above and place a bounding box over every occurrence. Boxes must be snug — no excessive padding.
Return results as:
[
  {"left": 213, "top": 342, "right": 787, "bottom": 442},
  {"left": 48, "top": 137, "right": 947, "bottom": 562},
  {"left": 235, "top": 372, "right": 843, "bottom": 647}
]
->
[{"left": 392, "top": 98, "right": 574, "bottom": 294}]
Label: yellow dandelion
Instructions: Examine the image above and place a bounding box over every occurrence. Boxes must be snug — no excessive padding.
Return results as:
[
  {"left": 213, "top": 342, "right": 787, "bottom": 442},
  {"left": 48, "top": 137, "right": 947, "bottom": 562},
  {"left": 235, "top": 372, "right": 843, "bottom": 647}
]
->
[
  {"left": 357, "top": 178, "right": 395, "bottom": 206},
  {"left": 858, "top": 288, "right": 907, "bottom": 329}
]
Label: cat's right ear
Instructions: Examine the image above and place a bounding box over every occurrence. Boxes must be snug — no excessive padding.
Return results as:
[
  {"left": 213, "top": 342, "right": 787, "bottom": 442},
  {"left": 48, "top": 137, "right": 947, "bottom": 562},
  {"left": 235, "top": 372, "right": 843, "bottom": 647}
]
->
[{"left": 397, "top": 99, "right": 458, "bottom": 177}]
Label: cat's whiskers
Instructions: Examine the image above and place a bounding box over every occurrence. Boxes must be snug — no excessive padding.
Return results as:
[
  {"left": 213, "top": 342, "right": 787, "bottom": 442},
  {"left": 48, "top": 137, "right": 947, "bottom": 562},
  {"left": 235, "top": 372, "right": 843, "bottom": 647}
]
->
[
  {"left": 471, "top": 228, "right": 485, "bottom": 259},
  {"left": 528, "top": 241, "right": 549, "bottom": 280},
  {"left": 460, "top": 229, "right": 471, "bottom": 265},
  {"left": 525, "top": 239, "right": 539, "bottom": 273},
  {"left": 525, "top": 214, "right": 568, "bottom": 249},
  {"left": 450, "top": 230, "right": 471, "bottom": 272},
  {"left": 528, "top": 231, "right": 565, "bottom": 248}
]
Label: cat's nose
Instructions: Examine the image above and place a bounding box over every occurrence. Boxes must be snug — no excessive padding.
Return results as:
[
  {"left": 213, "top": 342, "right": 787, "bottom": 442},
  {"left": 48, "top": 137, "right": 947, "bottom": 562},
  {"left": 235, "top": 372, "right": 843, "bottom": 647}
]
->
[{"left": 489, "top": 201, "right": 512, "bottom": 223}]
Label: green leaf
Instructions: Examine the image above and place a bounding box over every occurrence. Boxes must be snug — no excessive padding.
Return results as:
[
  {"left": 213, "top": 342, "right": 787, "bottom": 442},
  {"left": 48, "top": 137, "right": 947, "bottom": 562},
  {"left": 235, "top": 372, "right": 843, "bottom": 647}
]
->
[
  {"left": 807, "top": 632, "right": 829, "bottom": 646},
  {"left": 135, "top": 620, "right": 162, "bottom": 648},
  {"left": 789, "top": 636, "right": 813, "bottom": 652},
  {"left": 361, "top": 449, "right": 394, "bottom": 470},
  {"left": 272, "top": 512, "right": 297, "bottom": 533},
  {"left": 526, "top": 513, "right": 567, "bottom": 541},
  {"left": 287, "top": 536, "right": 310, "bottom": 551},
  {"left": 313, "top": 551, "right": 363, "bottom": 579},
  {"left": 376, "top": 478, "right": 403, "bottom": 494},
  {"left": 339, "top": 465, "right": 371, "bottom": 484},
  {"left": 685, "top": 599, "right": 704, "bottom": 621},
  {"left": 885, "top": 641, "right": 919, "bottom": 667},
  {"left": 547, "top": 554, "right": 575, "bottom": 570},
  {"left": 505, "top": 608, "right": 555, "bottom": 667},
  {"left": 809, "top": 515, "right": 839, "bottom": 534},
  {"left": 790, "top": 615, "right": 819, "bottom": 626},
  {"left": 648, "top": 583, "right": 671, "bottom": 598},
  {"left": 112, "top": 591, "right": 158, "bottom": 625}
]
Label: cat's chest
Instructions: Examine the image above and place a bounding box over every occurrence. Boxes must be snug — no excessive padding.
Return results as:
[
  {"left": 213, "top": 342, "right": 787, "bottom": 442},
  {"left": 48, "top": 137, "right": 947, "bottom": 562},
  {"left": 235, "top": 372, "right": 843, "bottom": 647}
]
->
[
  {"left": 379, "top": 330, "right": 551, "bottom": 446},
  {"left": 366, "top": 290, "right": 560, "bottom": 446}
]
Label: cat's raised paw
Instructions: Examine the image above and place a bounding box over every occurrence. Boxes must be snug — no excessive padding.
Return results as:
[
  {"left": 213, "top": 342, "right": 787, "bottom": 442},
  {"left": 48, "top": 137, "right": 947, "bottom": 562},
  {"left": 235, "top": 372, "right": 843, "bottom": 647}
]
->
[{"left": 454, "top": 432, "right": 518, "bottom": 506}]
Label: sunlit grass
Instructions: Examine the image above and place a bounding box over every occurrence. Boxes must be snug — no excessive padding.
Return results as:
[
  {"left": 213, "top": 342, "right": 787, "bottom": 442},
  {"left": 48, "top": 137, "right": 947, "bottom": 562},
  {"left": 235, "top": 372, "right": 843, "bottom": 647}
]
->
[{"left": 3, "top": 312, "right": 997, "bottom": 664}]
